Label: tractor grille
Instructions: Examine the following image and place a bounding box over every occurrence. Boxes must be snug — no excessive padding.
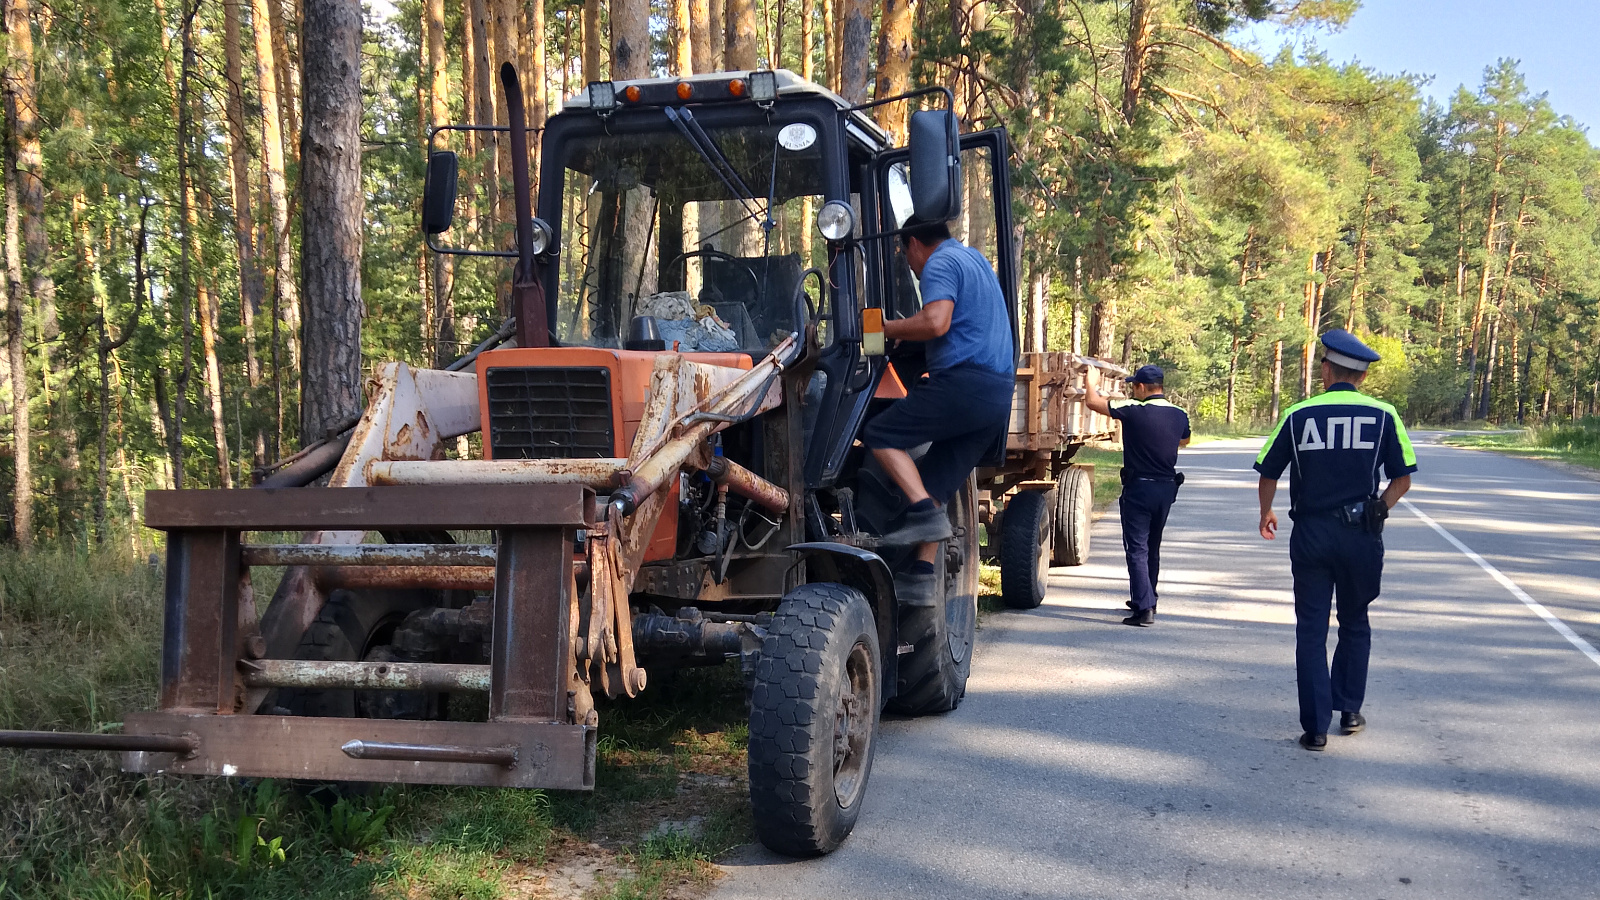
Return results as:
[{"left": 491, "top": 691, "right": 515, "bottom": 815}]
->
[{"left": 485, "top": 367, "right": 615, "bottom": 459}]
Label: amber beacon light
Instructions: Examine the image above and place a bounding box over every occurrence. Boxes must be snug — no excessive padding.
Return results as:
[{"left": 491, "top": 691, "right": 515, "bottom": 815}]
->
[{"left": 677, "top": 81, "right": 694, "bottom": 100}]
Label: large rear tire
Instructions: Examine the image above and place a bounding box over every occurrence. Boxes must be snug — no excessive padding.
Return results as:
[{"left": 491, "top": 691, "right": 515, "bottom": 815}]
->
[
  {"left": 748, "top": 583, "right": 880, "bottom": 857},
  {"left": 1000, "top": 489, "right": 1052, "bottom": 609},
  {"left": 889, "top": 474, "right": 979, "bottom": 715},
  {"left": 1051, "top": 465, "right": 1093, "bottom": 567}
]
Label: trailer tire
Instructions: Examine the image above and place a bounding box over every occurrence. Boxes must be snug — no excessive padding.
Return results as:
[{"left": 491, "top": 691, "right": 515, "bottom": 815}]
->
[
  {"left": 889, "top": 475, "right": 979, "bottom": 715},
  {"left": 279, "top": 588, "right": 436, "bottom": 719},
  {"left": 1000, "top": 489, "right": 1052, "bottom": 609},
  {"left": 1051, "top": 465, "right": 1093, "bottom": 567},
  {"left": 748, "top": 583, "right": 880, "bottom": 857}
]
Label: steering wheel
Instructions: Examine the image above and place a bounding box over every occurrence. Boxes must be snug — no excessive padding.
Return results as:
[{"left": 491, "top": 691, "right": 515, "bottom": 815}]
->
[{"left": 666, "top": 248, "right": 763, "bottom": 308}]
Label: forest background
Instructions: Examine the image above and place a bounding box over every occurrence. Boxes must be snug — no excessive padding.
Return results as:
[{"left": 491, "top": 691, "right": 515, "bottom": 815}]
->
[{"left": 0, "top": 0, "right": 1597, "bottom": 548}]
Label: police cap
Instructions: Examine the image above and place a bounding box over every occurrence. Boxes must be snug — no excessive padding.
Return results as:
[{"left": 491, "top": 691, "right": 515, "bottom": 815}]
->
[
  {"left": 1319, "top": 329, "right": 1381, "bottom": 371},
  {"left": 1125, "top": 365, "right": 1165, "bottom": 385}
]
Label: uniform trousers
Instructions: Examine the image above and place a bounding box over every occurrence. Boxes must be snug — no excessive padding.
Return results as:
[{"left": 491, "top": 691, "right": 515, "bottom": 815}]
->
[
  {"left": 1289, "top": 514, "right": 1384, "bottom": 735},
  {"left": 1119, "top": 478, "right": 1178, "bottom": 612}
]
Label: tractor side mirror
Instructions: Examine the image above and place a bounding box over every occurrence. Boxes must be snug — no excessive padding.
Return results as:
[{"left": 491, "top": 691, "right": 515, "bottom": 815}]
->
[
  {"left": 907, "top": 109, "right": 961, "bottom": 224},
  {"left": 422, "top": 151, "right": 459, "bottom": 235}
]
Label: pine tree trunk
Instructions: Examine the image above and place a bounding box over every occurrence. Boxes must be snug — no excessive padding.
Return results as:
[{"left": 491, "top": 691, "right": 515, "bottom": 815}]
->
[
  {"left": 873, "top": 0, "right": 913, "bottom": 140},
  {"left": 528, "top": 0, "right": 546, "bottom": 129},
  {"left": 2, "top": 148, "right": 30, "bottom": 547},
  {"left": 224, "top": 0, "right": 266, "bottom": 387},
  {"left": 824, "top": 0, "right": 837, "bottom": 91},
  {"left": 196, "top": 278, "right": 233, "bottom": 487},
  {"left": 672, "top": 0, "right": 694, "bottom": 75},
  {"left": 271, "top": 0, "right": 302, "bottom": 159},
  {"left": 725, "top": 0, "right": 757, "bottom": 69},
  {"left": 691, "top": 0, "right": 713, "bottom": 73},
  {"left": 582, "top": 0, "right": 601, "bottom": 81},
  {"left": 4, "top": 0, "right": 73, "bottom": 523},
  {"left": 836, "top": 0, "right": 869, "bottom": 102},
  {"left": 251, "top": 0, "right": 303, "bottom": 372},
  {"left": 300, "top": 0, "right": 366, "bottom": 441},
  {"left": 1120, "top": 0, "right": 1153, "bottom": 126},
  {"left": 799, "top": 0, "right": 814, "bottom": 80},
  {"left": 470, "top": 0, "right": 498, "bottom": 247},
  {"left": 614, "top": 0, "right": 651, "bottom": 78}
]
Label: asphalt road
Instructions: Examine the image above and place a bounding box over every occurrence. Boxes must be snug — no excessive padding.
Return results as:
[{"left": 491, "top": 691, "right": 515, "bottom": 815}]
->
[{"left": 712, "top": 436, "right": 1600, "bottom": 900}]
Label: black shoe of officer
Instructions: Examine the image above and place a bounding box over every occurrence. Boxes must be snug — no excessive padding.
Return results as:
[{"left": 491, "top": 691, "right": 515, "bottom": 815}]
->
[
  {"left": 1122, "top": 607, "right": 1154, "bottom": 627},
  {"left": 1299, "top": 732, "right": 1328, "bottom": 751},
  {"left": 881, "top": 501, "right": 952, "bottom": 546},
  {"left": 1340, "top": 712, "right": 1366, "bottom": 735}
]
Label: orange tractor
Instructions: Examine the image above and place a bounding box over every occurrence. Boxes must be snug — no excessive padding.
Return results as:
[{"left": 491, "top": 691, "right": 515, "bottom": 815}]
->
[{"left": 0, "top": 65, "right": 1121, "bottom": 855}]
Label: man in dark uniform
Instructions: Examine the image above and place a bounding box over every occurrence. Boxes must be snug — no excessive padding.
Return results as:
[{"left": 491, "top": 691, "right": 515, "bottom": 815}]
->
[
  {"left": 862, "top": 220, "right": 1016, "bottom": 604},
  {"left": 1086, "top": 365, "right": 1191, "bottom": 627},
  {"left": 1254, "top": 329, "right": 1417, "bottom": 751}
]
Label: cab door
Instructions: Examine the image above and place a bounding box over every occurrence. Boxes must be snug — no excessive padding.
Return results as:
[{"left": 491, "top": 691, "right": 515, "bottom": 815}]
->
[{"left": 871, "top": 128, "right": 1019, "bottom": 372}]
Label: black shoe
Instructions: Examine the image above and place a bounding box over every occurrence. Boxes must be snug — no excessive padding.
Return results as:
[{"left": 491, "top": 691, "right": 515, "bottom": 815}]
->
[
  {"left": 1299, "top": 732, "right": 1327, "bottom": 751},
  {"left": 881, "top": 505, "right": 953, "bottom": 546},
  {"left": 1340, "top": 712, "right": 1366, "bottom": 734},
  {"left": 1122, "top": 608, "right": 1154, "bottom": 627}
]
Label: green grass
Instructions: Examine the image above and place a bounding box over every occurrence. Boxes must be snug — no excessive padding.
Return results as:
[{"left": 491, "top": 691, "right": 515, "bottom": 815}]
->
[
  {"left": 1189, "top": 423, "right": 1269, "bottom": 444},
  {"left": 1440, "top": 419, "right": 1600, "bottom": 471},
  {"left": 1, "top": 543, "right": 753, "bottom": 900}
]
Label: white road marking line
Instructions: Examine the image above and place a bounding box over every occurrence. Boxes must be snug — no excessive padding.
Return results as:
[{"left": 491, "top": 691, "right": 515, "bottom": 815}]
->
[{"left": 1401, "top": 497, "right": 1600, "bottom": 670}]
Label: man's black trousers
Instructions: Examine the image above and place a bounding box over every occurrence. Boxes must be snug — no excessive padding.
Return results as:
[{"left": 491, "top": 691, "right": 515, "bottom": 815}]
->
[
  {"left": 1289, "top": 515, "right": 1384, "bottom": 736},
  {"left": 1119, "top": 478, "right": 1178, "bottom": 613}
]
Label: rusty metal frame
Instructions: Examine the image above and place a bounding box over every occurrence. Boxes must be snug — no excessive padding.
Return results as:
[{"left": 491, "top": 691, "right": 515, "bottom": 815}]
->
[{"left": 131, "top": 483, "right": 596, "bottom": 790}]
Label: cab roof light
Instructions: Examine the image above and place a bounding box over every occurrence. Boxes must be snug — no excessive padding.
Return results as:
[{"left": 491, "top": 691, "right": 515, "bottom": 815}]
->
[
  {"left": 749, "top": 70, "right": 779, "bottom": 103},
  {"left": 587, "top": 81, "right": 617, "bottom": 110},
  {"left": 623, "top": 85, "right": 642, "bottom": 103},
  {"left": 728, "top": 78, "right": 747, "bottom": 98},
  {"left": 676, "top": 81, "right": 694, "bottom": 100}
]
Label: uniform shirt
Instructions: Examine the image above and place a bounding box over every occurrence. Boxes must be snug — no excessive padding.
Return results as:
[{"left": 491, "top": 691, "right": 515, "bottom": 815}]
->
[
  {"left": 1253, "top": 383, "right": 1418, "bottom": 518},
  {"left": 917, "top": 239, "right": 1014, "bottom": 375},
  {"left": 1109, "top": 395, "right": 1191, "bottom": 480}
]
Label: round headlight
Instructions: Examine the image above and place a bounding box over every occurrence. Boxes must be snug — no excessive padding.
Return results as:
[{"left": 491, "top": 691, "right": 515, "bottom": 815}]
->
[
  {"left": 816, "top": 200, "right": 855, "bottom": 242},
  {"left": 529, "top": 217, "right": 554, "bottom": 255}
]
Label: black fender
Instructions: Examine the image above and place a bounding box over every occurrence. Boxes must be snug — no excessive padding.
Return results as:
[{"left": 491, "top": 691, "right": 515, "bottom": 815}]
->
[{"left": 788, "top": 541, "right": 899, "bottom": 707}]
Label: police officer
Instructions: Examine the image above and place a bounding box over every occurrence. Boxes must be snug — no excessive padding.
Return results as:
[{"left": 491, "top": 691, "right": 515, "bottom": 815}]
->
[
  {"left": 1254, "top": 329, "right": 1417, "bottom": 751},
  {"left": 1086, "top": 365, "right": 1191, "bottom": 627}
]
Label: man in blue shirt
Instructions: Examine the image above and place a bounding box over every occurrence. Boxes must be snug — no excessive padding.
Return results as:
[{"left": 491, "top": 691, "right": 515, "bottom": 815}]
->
[
  {"left": 1254, "top": 329, "right": 1417, "bottom": 751},
  {"left": 1086, "top": 365, "right": 1191, "bottom": 626},
  {"left": 862, "top": 220, "right": 1016, "bottom": 603}
]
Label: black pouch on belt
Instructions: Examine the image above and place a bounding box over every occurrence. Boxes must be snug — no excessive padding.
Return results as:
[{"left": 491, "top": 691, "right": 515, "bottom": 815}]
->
[
  {"left": 1363, "top": 495, "right": 1389, "bottom": 535},
  {"left": 1174, "top": 471, "right": 1185, "bottom": 488}
]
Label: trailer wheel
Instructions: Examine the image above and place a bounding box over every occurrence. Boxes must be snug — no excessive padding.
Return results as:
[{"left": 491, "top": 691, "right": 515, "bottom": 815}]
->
[
  {"left": 748, "top": 583, "right": 880, "bottom": 857},
  {"left": 1000, "top": 489, "right": 1052, "bottom": 609},
  {"left": 890, "top": 474, "right": 979, "bottom": 715},
  {"left": 279, "top": 588, "right": 437, "bottom": 719},
  {"left": 1051, "top": 465, "right": 1093, "bottom": 566}
]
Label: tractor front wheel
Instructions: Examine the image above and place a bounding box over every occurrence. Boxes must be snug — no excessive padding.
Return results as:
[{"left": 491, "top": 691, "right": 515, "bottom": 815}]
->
[{"left": 748, "top": 583, "right": 881, "bottom": 857}]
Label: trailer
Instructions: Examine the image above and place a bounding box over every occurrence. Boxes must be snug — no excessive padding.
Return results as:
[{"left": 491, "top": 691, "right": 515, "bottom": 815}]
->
[{"left": 979, "top": 352, "right": 1127, "bottom": 609}]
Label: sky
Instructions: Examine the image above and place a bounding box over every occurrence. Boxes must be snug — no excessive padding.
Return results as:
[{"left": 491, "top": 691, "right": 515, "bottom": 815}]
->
[{"left": 1236, "top": 0, "right": 1600, "bottom": 134}]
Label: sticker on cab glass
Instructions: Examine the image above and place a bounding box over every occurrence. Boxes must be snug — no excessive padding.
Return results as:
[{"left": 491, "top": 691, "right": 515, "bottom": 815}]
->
[{"left": 778, "top": 123, "right": 817, "bottom": 151}]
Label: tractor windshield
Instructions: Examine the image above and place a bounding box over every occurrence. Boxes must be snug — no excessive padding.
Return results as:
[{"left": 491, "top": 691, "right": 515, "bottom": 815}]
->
[{"left": 552, "top": 117, "right": 828, "bottom": 353}]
